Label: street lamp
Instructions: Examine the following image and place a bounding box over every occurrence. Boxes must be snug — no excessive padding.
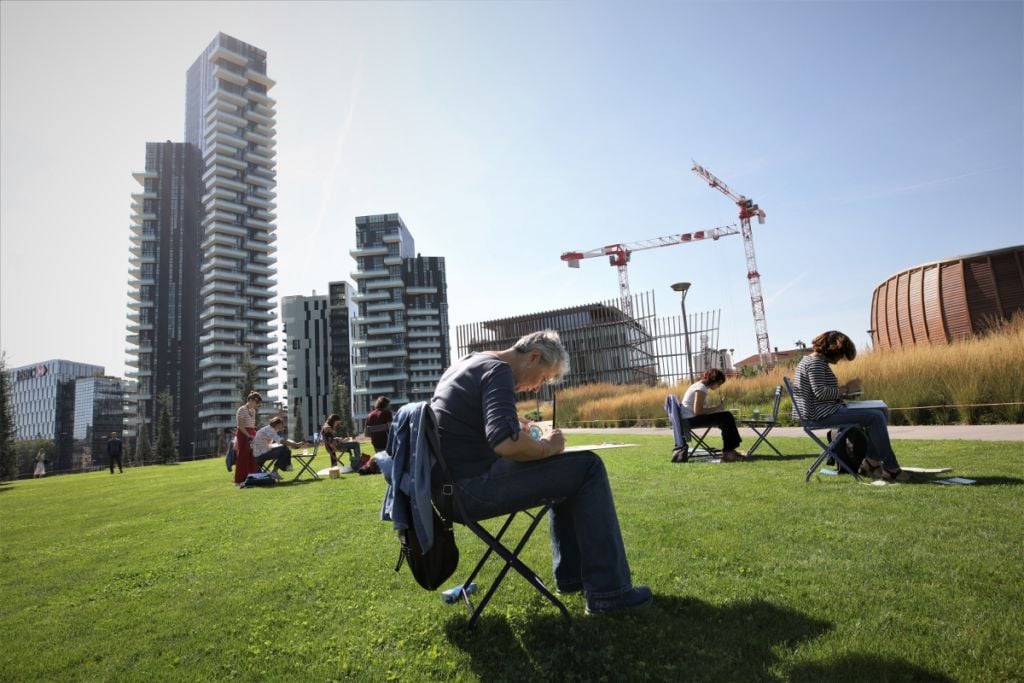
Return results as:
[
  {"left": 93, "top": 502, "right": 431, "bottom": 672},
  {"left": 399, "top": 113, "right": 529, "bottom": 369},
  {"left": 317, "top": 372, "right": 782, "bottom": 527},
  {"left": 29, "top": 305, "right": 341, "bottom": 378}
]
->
[{"left": 671, "top": 282, "right": 694, "bottom": 382}]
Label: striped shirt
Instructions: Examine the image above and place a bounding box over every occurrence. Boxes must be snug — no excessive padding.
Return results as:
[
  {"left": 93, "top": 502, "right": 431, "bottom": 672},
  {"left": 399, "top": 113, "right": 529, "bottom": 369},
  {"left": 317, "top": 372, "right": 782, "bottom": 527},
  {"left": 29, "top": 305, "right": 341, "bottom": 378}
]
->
[
  {"left": 236, "top": 405, "right": 256, "bottom": 430},
  {"left": 791, "top": 354, "right": 842, "bottom": 422}
]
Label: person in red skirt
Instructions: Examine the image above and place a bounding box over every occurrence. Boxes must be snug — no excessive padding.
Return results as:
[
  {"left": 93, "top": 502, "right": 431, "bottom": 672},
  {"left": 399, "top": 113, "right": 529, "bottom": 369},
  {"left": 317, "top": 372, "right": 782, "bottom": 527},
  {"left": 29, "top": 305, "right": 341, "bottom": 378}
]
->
[{"left": 233, "top": 391, "right": 262, "bottom": 486}]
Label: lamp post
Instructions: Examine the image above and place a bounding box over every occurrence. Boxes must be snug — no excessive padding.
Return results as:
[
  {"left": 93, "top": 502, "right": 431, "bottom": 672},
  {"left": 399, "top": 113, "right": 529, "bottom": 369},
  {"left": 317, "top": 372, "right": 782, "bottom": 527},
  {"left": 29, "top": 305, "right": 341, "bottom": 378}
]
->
[{"left": 671, "top": 282, "right": 694, "bottom": 382}]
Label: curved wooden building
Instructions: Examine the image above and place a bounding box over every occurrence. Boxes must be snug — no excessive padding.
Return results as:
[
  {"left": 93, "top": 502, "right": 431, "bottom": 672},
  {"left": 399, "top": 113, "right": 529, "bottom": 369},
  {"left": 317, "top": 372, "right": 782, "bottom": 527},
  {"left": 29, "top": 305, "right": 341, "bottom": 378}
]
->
[{"left": 870, "top": 245, "right": 1024, "bottom": 351}]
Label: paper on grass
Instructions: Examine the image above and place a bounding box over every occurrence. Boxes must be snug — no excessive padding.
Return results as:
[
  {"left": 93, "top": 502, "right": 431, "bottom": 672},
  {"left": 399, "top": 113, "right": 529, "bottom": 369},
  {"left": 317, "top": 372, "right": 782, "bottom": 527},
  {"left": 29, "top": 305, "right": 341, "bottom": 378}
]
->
[
  {"left": 902, "top": 466, "right": 953, "bottom": 474},
  {"left": 935, "top": 477, "right": 976, "bottom": 485},
  {"left": 562, "top": 443, "right": 638, "bottom": 453}
]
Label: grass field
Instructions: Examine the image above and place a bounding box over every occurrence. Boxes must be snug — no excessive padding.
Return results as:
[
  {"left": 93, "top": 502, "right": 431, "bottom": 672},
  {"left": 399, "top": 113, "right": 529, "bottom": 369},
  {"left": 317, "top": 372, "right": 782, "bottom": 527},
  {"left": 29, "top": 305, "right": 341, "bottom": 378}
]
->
[{"left": 1, "top": 433, "right": 1022, "bottom": 682}]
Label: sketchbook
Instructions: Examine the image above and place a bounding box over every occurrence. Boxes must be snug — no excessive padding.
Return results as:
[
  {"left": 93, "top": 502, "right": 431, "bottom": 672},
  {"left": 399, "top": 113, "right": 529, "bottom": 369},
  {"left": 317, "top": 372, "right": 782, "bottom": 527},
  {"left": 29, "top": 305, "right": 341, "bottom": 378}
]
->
[{"left": 845, "top": 400, "right": 888, "bottom": 410}]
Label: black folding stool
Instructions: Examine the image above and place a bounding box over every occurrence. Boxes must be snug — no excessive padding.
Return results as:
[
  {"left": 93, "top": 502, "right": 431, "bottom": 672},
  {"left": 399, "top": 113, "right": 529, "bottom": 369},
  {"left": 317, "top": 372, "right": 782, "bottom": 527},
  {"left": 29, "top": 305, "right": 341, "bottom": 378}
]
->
[{"left": 421, "top": 404, "right": 570, "bottom": 629}]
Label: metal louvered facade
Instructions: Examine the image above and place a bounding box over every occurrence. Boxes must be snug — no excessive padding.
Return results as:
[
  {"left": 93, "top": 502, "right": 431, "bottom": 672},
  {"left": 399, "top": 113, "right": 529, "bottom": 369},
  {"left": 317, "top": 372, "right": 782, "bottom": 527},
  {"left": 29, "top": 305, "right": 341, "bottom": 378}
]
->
[{"left": 870, "top": 245, "right": 1024, "bottom": 351}]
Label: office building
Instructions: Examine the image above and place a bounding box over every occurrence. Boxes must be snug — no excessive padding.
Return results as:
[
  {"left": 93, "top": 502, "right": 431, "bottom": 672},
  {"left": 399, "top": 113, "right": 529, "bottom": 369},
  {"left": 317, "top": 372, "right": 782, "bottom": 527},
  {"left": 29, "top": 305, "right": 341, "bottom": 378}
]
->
[
  {"left": 281, "top": 293, "right": 331, "bottom": 439},
  {"left": 125, "top": 33, "right": 277, "bottom": 456},
  {"left": 72, "top": 376, "right": 128, "bottom": 468},
  {"left": 5, "top": 360, "right": 104, "bottom": 473},
  {"left": 349, "top": 213, "right": 450, "bottom": 417}
]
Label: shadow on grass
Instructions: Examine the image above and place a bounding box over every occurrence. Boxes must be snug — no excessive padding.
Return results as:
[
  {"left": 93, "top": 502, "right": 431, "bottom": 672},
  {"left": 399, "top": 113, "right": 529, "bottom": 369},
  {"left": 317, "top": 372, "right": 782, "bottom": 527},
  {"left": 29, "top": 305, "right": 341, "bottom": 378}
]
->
[
  {"left": 444, "top": 596, "right": 952, "bottom": 681},
  {"left": 788, "top": 653, "right": 955, "bottom": 682}
]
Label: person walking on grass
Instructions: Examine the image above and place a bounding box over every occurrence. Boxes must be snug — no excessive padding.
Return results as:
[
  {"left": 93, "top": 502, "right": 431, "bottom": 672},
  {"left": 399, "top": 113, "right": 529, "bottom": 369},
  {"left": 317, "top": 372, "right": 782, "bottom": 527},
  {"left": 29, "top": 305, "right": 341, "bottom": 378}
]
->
[
  {"left": 33, "top": 448, "right": 46, "bottom": 478},
  {"left": 107, "top": 432, "right": 124, "bottom": 474}
]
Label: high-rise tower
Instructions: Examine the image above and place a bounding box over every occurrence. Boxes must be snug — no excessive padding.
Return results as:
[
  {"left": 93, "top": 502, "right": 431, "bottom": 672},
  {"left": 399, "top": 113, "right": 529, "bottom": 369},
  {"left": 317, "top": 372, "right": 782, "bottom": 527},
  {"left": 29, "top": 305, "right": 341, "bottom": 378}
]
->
[
  {"left": 125, "top": 34, "right": 277, "bottom": 457},
  {"left": 349, "top": 213, "right": 449, "bottom": 418},
  {"left": 281, "top": 293, "right": 331, "bottom": 440},
  {"left": 185, "top": 34, "right": 278, "bottom": 448}
]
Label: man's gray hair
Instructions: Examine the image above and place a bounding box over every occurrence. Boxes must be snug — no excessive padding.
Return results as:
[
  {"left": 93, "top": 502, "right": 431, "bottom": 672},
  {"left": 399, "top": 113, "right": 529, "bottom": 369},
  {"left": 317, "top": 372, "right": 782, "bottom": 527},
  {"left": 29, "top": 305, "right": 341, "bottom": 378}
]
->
[{"left": 513, "top": 329, "right": 570, "bottom": 381}]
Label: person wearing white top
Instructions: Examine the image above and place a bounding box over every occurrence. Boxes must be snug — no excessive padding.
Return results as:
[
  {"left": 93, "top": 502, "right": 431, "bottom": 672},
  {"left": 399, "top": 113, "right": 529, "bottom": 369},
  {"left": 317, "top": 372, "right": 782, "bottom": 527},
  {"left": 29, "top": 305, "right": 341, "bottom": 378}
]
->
[
  {"left": 252, "top": 416, "right": 309, "bottom": 477},
  {"left": 678, "top": 368, "right": 745, "bottom": 462}
]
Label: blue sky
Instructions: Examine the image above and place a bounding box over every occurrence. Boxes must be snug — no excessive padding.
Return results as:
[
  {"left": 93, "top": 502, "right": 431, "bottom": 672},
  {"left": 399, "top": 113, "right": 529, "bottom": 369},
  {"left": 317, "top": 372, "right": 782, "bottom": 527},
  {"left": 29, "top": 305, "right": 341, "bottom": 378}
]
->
[{"left": 2, "top": 1, "right": 1021, "bottom": 393}]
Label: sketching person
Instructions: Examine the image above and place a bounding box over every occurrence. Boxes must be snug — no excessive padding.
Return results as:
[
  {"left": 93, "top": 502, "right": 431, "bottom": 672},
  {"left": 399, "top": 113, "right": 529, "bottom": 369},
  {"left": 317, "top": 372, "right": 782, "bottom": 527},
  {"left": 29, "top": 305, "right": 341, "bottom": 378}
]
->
[
  {"left": 791, "top": 330, "right": 910, "bottom": 482},
  {"left": 678, "top": 369, "right": 745, "bottom": 462},
  {"left": 431, "top": 329, "right": 652, "bottom": 615},
  {"left": 106, "top": 432, "right": 124, "bottom": 474},
  {"left": 233, "top": 392, "right": 261, "bottom": 487},
  {"left": 364, "top": 396, "right": 394, "bottom": 453},
  {"left": 252, "top": 416, "right": 308, "bottom": 479}
]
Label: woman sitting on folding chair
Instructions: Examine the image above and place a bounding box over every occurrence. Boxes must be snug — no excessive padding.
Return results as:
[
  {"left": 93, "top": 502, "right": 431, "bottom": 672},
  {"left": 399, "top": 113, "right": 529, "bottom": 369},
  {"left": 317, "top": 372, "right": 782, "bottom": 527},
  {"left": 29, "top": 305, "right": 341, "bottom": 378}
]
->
[
  {"left": 791, "top": 330, "right": 910, "bottom": 483},
  {"left": 679, "top": 368, "right": 745, "bottom": 462}
]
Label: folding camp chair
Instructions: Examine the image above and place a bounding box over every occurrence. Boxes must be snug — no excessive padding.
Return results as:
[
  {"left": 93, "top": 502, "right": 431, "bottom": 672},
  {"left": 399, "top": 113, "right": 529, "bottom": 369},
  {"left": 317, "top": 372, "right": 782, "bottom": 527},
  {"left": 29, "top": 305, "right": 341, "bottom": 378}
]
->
[
  {"left": 291, "top": 440, "right": 320, "bottom": 482},
  {"left": 782, "top": 377, "right": 861, "bottom": 482},
  {"left": 739, "top": 385, "right": 783, "bottom": 457},
  {"left": 664, "top": 394, "right": 717, "bottom": 462},
  {"left": 421, "top": 403, "right": 570, "bottom": 629}
]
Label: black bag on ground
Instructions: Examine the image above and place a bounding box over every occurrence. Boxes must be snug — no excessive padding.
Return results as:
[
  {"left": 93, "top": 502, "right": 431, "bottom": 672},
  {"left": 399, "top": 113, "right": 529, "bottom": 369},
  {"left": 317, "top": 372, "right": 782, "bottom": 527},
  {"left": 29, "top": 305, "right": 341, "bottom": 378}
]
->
[
  {"left": 395, "top": 507, "right": 459, "bottom": 591},
  {"left": 826, "top": 428, "right": 868, "bottom": 473}
]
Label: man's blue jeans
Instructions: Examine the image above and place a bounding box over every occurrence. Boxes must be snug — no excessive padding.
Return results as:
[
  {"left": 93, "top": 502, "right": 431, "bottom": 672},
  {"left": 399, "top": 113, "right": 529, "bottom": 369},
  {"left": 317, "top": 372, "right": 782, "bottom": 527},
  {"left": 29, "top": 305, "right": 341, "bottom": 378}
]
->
[
  {"left": 453, "top": 451, "right": 633, "bottom": 599},
  {"left": 810, "top": 406, "right": 901, "bottom": 470}
]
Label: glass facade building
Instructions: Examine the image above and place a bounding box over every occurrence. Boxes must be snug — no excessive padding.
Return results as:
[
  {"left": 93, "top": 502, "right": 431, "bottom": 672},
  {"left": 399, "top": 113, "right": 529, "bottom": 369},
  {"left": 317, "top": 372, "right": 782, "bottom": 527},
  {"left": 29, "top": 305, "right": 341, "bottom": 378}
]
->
[
  {"left": 328, "top": 280, "right": 358, "bottom": 418},
  {"left": 73, "top": 377, "right": 128, "bottom": 468},
  {"left": 6, "top": 360, "right": 104, "bottom": 472}
]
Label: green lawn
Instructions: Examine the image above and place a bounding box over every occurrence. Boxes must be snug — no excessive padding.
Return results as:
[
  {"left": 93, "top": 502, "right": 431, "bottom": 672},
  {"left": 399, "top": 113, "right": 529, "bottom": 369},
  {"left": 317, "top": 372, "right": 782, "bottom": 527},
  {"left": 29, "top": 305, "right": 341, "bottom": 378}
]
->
[{"left": 1, "top": 434, "right": 1022, "bottom": 682}]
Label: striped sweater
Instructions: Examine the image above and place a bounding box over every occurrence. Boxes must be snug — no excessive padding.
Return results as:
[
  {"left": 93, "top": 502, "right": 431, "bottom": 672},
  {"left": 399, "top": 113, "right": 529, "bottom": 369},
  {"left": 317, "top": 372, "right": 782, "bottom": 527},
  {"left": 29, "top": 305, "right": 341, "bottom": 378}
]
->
[{"left": 791, "top": 354, "right": 843, "bottom": 422}]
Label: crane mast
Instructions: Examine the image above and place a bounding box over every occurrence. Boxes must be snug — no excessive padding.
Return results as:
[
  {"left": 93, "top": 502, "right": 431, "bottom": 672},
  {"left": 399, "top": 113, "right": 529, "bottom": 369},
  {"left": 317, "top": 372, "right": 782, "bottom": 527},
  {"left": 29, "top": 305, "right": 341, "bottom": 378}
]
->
[
  {"left": 691, "top": 161, "right": 774, "bottom": 370},
  {"left": 560, "top": 224, "right": 740, "bottom": 318}
]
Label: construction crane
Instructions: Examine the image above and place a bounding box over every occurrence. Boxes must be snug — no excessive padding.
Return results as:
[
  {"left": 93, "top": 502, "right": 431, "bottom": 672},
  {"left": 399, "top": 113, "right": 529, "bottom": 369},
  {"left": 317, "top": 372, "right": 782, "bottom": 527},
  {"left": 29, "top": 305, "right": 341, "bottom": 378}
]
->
[
  {"left": 559, "top": 224, "right": 740, "bottom": 318},
  {"left": 691, "top": 161, "right": 774, "bottom": 370}
]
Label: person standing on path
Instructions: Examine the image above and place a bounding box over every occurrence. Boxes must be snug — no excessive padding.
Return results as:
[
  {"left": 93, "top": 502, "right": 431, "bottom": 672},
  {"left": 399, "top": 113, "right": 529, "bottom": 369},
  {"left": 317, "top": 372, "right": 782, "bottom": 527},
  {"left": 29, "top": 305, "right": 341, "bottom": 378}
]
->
[{"left": 107, "top": 432, "right": 124, "bottom": 474}]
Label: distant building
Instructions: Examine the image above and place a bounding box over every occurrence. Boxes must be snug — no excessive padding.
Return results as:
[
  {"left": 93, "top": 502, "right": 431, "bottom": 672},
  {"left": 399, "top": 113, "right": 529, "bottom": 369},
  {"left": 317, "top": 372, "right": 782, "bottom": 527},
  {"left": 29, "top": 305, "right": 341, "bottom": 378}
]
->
[
  {"left": 281, "top": 293, "right": 331, "bottom": 439},
  {"left": 5, "top": 360, "right": 104, "bottom": 473},
  {"left": 349, "top": 213, "right": 450, "bottom": 417},
  {"left": 124, "top": 33, "right": 278, "bottom": 457},
  {"left": 870, "top": 245, "right": 1024, "bottom": 351},
  {"left": 73, "top": 376, "right": 128, "bottom": 468},
  {"left": 328, "top": 280, "right": 358, "bottom": 415},
  {"left": 457, "top": 300, "right": 658, "bottom": 399},
  {"left": 733, "top": 347, "right": 809, "bottom": 372}
]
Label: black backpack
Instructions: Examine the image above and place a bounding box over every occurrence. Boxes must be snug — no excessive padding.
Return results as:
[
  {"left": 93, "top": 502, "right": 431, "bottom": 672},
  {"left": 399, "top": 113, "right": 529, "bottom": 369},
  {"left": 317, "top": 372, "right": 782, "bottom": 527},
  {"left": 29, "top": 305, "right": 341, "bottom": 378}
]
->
[
  {"left": 394, "top": 505, "right": 459, "bottom": 591},
  {"left": 826, "top": 428, "right": 868, "bottom": 474}
]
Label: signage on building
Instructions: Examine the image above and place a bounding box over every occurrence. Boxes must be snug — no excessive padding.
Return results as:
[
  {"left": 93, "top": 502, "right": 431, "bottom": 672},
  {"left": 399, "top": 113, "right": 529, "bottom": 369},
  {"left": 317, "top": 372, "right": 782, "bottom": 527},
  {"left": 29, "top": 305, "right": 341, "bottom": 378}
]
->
[{"left": 15, "top": 364, "right": 48, "bottom": 382}]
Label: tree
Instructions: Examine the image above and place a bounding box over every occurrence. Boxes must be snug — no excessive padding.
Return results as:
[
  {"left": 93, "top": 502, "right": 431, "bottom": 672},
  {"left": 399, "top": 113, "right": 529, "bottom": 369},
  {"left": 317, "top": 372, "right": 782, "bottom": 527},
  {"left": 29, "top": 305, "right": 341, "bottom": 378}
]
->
[
  {"left": 135, "top": 422, "right": 152, "bottom": 465},
  {"left": 331, "top": 371, "right": 355, "bottom": 438},
  {"left": 0, "top": 351, "right": 17, "bottom": 480},
  {"left": 292, "top": 411, "right": 305, "bottom": 442},
  {"left": 155, "top": 392, "right": 176, "bottom": 464},
  {"left": 216, "top": 429, "right": 227, "bottom": 457},
  {"left": 238, "top": 353, "right": 259, "bottom": 402}
]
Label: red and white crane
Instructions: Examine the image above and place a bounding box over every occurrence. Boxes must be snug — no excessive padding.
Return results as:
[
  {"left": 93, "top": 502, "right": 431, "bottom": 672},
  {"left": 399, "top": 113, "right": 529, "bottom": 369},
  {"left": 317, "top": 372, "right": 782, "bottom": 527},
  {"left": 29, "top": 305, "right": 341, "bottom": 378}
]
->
[
  {"left": 691, "top": 161, "right": 774, "bottom": 370},
  {"left": 560, "top": 224, "right": 740, "bottom": 318}
]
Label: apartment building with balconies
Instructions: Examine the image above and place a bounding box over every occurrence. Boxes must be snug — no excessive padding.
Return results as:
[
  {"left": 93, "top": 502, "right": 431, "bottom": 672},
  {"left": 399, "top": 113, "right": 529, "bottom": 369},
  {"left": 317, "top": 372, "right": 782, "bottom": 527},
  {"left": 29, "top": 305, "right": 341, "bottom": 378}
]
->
[
  {"left": 349, "top": 214, "right": 449, "bottom": 417},
  {"left": 124, "top": 34, "right": 277, "bottom": 457}
]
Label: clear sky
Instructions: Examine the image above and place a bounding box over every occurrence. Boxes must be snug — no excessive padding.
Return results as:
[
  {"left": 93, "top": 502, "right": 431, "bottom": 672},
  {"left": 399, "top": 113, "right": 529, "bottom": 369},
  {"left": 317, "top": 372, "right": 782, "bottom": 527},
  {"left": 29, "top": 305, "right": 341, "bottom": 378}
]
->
[{"left": 2, "top": 1, "right": 1022, "bottom": 394}]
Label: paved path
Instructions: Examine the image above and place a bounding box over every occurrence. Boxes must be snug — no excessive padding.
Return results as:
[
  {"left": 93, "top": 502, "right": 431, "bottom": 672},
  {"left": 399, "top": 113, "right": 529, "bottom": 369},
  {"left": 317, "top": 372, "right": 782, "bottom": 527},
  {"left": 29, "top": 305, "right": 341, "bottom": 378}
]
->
[{"left": 563, "top": 424, "right": 1024, "bottom": 442}]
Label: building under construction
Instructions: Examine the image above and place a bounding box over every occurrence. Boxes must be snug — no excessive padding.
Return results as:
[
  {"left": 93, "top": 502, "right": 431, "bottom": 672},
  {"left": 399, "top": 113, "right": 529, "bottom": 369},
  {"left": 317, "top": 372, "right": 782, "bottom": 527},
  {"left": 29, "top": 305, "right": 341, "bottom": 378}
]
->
[{"left": 456, "top": 291, "right": 723, "bottom": 397}]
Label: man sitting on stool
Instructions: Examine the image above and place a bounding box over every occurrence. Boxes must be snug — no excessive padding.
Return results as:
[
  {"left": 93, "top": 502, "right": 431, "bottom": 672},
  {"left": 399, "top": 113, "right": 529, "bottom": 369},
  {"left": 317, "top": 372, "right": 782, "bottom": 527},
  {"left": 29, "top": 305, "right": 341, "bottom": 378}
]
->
[{"left": 252, "top": 417, "right": 309, "bottom": 480}]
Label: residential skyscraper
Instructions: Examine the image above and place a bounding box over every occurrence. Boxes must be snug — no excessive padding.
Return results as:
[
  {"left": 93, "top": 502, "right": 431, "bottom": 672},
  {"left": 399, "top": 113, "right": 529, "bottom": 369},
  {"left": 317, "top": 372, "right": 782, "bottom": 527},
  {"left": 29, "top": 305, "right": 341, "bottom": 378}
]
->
[
  {"left": 126, "top": 142, "right": 200, "bottom": 449},
  {"left": 186, "top": 33, "right": 278, "bottom": 449},
  {"left": 125, "top": 33, "right": 277, "bottom": 457},
  {"left": 328, "top": 280, "right": 358, "bottom": 413},
  {"left": 349, "top": 213, "right": 450, "bottom": 417},
  {"left": 281, "top": 293, "right": 331, "bottom": 439}
]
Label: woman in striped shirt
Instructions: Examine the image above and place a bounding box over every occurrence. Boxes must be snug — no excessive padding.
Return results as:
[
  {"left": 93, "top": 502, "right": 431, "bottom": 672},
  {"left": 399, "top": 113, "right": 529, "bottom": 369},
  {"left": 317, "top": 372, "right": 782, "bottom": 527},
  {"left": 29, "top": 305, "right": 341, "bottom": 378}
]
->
[
  {"left": 791, "top": 331, "right": 909, "bottom": 483},
  {"left": 233, "top": 391, "right": 262, "bottom": 486}
]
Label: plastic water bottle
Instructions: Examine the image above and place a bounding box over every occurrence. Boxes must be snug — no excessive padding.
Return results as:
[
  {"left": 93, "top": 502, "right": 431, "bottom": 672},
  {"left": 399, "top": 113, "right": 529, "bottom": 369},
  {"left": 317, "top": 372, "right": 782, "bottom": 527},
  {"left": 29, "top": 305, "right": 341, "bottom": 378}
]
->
[
  {"left": 441, "top": 582, "right": 478, "bottom": 604},
  {"left": 529, "top": 424, "right": 543, "bottom": 440}
]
